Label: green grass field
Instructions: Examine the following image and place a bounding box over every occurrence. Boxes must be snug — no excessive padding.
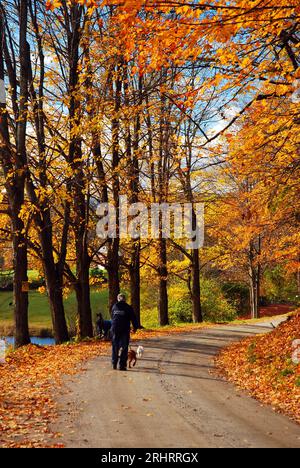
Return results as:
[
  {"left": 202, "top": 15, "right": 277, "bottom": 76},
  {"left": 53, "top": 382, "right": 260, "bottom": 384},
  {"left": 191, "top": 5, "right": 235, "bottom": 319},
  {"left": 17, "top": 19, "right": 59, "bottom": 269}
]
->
[
  {"left": 0, "top": 267, "right": 161, "bottom": 336},
  {"left": 0, "top": 288, "right": 110, "bottom": 336},
  {"left": 0, "top": 284, "right": 293, "bottom": 337},
  {"left": 0, "top": 287, "right": 159, "bottom": 336}
]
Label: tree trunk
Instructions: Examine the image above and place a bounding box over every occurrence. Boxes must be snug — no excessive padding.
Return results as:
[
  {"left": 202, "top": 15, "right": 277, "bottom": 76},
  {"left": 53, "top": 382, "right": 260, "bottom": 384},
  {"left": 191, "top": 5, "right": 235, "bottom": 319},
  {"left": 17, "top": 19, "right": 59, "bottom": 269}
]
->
[
  {"left": 72, "top": 174, "right": 93, "bottom": 339},
  {"left": 75, "top": 282, "right": 93, "bottom": 338},
  {"left": 249, "top": 245, "right": 260, "bottom": 319},
  {"left": 107, "top": 238, "right": 120, "bottom": 313},
  {"left": 36, "top": 201, "right": 69, "bottom": 344},
  {"left": 14, "top": 0, "right": 30, "bottom": 347},
  {"left": 46, "top": 272, "right": 69, "bottom": 344},
  {"left": 256, "top": 261, "right": 261, "bottom": 318},
  {"left": 65, "top": 5, "right": 93, "bottom": 338},
  {"left": 158, "top": 237, "right": 169, "bottom": 326},
  {"left": 189, "top": 200, "right": 202, "bottom": 323},
  {"left": 129, "top": 240, "right": 141, "bottom": 327},
  {"left": 11, "top": 211, "right": 30, "bottom": 347},
  {"left": 157, "top": 71, "right": 169, "bottom": 327},
  {"left": 249, "top": 270, "right": 257, "bottom": 319},
  {"left": 25, "top": 35, "right": 70, "bottom": 343},
  {"left": 191, "top": 248, "right": 203, "bottom": 323},
  {"left": 76, "top": 237, "right": 93, "bottom": 338},
  {"left": 40, "top": 227, "right": 69, "bottom": 344},
  {"left": 297, "top": 261, "right": 300, "bottom": 296},
  {"left": 92, "top": 138, "right": 120, "bottom": 316},
  {"left": 127, "top": 73, "right": 142, "bottom": 326},
  {"left": 106, "top": 59, "right": 122, "bottom": 314},
  {"left": 0, "top": 4, "right": 30, "bottom": 347}
]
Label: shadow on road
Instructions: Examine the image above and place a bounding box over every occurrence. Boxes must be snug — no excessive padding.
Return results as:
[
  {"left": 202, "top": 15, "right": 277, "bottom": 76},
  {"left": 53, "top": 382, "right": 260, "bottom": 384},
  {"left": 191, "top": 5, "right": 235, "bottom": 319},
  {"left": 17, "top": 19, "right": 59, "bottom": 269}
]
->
[{"left": 127, "top": 325, "right": 265, "bottom": 381}]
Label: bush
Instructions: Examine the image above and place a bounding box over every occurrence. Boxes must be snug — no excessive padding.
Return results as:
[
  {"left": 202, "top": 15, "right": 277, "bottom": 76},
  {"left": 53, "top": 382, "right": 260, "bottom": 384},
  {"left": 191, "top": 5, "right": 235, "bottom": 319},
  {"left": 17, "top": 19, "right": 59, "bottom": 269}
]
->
[
  {"left": 222, "top": 282, "right": 250, "bottom": 315},
  {"left": 169, "top": 290, "right": 193, "bottom": 324},
  {"left": 0, "top": 272, "right": 13, "bottom": 291},
  {"left": 263, "top": 266, "right": 298, "bottom": 303},
  {"left": 90, "top": 267, "right": 107, "bottom": 284},
  {"left": 0, "top": 271, "right": 45, "bottom": 291},
  {"left": 29, "top": 277, "right": 45, "bottom": 290},
  {"left": 201, "top": 278, "right": 237, "bottom": 322},
  {"left": 168, "top": 278, "right": 237, "bottom": 324}
]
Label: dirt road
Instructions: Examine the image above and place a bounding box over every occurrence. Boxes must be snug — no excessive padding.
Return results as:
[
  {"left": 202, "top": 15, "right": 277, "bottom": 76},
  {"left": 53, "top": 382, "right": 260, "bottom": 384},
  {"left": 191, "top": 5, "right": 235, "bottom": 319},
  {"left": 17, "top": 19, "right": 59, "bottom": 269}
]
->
[{"left": 53, "top": 321, "right": 300, "bottom": 448}]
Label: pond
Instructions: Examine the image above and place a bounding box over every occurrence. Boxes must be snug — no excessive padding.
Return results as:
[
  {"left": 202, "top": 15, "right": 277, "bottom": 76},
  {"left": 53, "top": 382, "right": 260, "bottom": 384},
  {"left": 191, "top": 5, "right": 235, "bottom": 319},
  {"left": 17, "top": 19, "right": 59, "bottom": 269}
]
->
[{"left": 4, "top": 337, "right": 55, "bottom": 346}]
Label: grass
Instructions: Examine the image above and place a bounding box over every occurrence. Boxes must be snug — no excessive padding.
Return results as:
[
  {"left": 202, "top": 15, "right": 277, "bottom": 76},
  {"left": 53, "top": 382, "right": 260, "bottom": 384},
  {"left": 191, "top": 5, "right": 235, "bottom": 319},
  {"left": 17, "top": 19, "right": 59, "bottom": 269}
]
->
[
  {"left": 0, "top": 288, "right": 109, "bottom": 336},
  {"left": 1, "top": 271, "right": 295, "bottom": 336},
  {"left": 0, "top": 284, "right": 212, "bottom": 336}
]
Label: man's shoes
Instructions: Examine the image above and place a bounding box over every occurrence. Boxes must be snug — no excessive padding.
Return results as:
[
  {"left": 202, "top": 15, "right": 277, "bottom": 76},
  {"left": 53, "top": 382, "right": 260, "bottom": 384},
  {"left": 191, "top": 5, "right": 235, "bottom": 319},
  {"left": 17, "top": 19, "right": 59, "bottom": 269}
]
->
[
  {"left": 119, "top": 367, "right": 127, "bottom": 371},
  {"left": 112, "top": 364, "right": 117, "bottom": 370}
]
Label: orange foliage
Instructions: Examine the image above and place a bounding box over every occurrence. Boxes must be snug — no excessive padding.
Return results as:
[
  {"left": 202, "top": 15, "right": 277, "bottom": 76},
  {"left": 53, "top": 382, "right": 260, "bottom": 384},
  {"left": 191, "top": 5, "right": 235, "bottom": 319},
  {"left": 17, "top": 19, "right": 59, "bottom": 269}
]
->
[
  {"left": 0, "top": 341, "right": 109, "bottom": 448},
  {"left": 216, "top": 312, "right": 300, "bottom": 424}
]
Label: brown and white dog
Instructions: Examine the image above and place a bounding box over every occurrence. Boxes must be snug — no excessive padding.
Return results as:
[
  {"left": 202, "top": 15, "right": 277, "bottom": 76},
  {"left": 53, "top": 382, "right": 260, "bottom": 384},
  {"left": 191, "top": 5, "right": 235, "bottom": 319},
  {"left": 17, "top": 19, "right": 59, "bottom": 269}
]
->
[{"left": 128, "top": 346, "right": 144, "bottom": 368}]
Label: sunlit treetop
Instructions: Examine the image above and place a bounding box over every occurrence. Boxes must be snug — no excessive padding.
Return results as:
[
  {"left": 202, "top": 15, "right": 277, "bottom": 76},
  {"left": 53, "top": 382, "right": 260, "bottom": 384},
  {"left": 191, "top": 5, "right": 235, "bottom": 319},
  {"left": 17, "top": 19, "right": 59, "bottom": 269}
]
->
[{"left": 45, "top": 0, "right": 299, "bottom": 85}]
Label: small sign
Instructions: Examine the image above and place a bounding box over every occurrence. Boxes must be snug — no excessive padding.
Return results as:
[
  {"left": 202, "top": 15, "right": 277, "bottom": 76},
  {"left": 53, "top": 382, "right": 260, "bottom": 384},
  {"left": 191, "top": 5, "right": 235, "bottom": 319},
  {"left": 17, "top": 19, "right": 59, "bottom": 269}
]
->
[
  {"left": 0, "top": 79, "right": 6, "bottom": 104},
  {"left": 22, "top": 281, "right": 29, "bottom": 292},
  {"left": 0, "top": 339, "right": 5, "bottom": 364}
]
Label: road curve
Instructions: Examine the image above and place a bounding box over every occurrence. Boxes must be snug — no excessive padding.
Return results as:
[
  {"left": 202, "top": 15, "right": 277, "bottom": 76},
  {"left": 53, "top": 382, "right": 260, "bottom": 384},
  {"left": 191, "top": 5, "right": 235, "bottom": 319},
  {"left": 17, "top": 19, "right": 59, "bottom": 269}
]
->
[{"left": 53, "top": 322, "right": 300, "bottom": 448}]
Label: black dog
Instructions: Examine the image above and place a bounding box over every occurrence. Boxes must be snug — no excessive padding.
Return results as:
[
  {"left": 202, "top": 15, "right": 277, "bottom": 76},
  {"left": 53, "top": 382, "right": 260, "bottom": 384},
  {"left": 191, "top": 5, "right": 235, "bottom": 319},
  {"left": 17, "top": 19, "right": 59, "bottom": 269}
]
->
[{"left": 96, "top": 313, "right": 112, "bottom": 340}]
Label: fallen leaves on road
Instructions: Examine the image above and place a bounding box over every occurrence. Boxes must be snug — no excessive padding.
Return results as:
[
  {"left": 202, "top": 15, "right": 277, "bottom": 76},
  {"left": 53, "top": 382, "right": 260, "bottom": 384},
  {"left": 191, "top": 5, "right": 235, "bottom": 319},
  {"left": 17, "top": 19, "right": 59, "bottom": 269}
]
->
[
  {"left": 216, "top": 311, "right": 300, "bottom": 424},
  {"left": 0, "top": 322, "right": 208, "bottom": 448},
  {"left": 0, "top": 341, "right": 110, "bottom": 448}
]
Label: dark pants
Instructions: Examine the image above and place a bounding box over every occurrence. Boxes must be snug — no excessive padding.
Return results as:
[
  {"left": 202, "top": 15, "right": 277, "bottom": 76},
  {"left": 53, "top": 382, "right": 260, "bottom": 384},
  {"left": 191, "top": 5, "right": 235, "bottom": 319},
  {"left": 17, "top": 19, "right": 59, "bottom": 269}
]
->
[{"left": 112, "top": 333, "right": 130, "bottom": 369}]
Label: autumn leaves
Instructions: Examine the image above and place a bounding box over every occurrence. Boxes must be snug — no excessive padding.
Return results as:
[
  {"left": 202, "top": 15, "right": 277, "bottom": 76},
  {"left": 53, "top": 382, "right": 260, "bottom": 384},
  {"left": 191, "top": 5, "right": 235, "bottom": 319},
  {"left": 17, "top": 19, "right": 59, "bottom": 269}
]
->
[
  {"left": 0, "top": 0, "right": 299, "bottom": 346},
  {"left": 216, "top": 312, "right": 300, "bottom": 424}
]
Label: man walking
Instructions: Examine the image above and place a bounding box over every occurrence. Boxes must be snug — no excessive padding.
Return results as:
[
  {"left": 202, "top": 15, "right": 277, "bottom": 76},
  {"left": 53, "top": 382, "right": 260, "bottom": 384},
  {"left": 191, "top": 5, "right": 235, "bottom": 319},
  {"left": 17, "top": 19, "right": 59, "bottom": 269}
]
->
[{"left": 111, "top": 293, "right": 138, "bottom": 371}]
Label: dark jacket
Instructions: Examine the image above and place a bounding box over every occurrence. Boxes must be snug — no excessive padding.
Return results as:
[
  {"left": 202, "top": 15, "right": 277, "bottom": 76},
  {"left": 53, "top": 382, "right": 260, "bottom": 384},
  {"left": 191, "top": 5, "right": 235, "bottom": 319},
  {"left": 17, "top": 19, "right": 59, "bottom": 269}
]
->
[{"left": 111, "top": 301, "right": 138, "bottom": 337}]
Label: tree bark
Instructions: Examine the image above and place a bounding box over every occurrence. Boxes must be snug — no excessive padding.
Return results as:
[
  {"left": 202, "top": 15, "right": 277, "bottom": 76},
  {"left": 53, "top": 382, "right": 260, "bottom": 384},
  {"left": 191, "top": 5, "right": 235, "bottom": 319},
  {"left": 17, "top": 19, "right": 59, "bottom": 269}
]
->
[
  {"left": 14, "top": 0, "right": 30, "bottom": 347},
  {"left": 158, "top": 237, "right": 169, "bottom": 326},
  {"left": 249, "top": 269, "right": 258, "bottom": 319},
  {"left": 297, "top": 256, "right": 300, "bottom": 296},
  {"left": 187, "top": 176, "right": 203, "bottom": 323},
  {"left": 123, "top": 70, "right": 142, "bottom": 325},
  {"left": 75, "top": 250, "right": 93, "bottom": 338},
  {"left": 73, "top": 175, "right": 93, "bottom": 338},
  {"left": 24, "top": 10, "right": 69, "bottom": 344},
  {"left": 44, "top": 266, "right": 69, "bottom": 344},
  {"left": 249, "top": 240, "right": 260, "bottom": 319},
  {"left": 157, "top": 71, "right": 169, "bottom": 326},
  {"left": 191, "top": 248, "right": 203, "bottom": 323},
  {"left": 129, "top": 241, "right": 141, "bottom": 327},
  {"left": 107, "top": 238, "right": 120, "bottom": 312},
  {"left": 36, "top": 217, "right": 69, "bottom": 343},
  {"left": 0, "top": 4, "right": 30, "bottom": 347},
  {"left": 106, "top": 58, "right": 122, "bottom": 313},
  {"left": 67, "top": 4, "right": 93, "bottom": 338},
  {"left": 11, "top": 210, "right": 30, "bottom": 347}
]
